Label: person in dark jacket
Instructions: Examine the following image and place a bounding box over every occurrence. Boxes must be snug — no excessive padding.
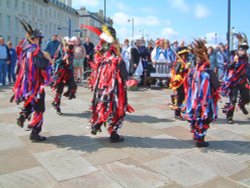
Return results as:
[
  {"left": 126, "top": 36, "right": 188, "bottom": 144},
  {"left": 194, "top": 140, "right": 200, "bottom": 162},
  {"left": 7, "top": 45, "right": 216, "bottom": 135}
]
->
[
  {"left": 7, "top": 41, "right": 17, "bottom": 84},
  {"left": 0, "top": 37, "right": 11, "bottom": 86},
  {"left": 83, "top": 37, "right": 94, "bottom": 71}
]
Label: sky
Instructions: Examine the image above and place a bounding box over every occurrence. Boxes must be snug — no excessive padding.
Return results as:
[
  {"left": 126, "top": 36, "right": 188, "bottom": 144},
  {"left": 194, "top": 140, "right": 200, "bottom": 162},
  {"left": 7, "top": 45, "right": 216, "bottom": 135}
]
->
[{"left": 72, "top": 0, "right": 250, "bottom": 46}]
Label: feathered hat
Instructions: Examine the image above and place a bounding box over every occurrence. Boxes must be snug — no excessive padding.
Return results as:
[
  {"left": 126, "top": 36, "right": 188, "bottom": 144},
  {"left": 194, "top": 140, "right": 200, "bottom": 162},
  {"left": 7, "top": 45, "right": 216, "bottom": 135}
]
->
[
  {"left": 191, "top": 39, "right": 208, "bottom": 63},
  {"left": 234, "top": 33, "right": 249, "bottom": 50},
  {"left": 80, "top": 25, "right": 116, "bottom": 43},
  {"left": 177, "top": 46, "right": 190, "bottom": 55},
  {"left": 20, "top": 20, "right": 43, "bottom": 42}
]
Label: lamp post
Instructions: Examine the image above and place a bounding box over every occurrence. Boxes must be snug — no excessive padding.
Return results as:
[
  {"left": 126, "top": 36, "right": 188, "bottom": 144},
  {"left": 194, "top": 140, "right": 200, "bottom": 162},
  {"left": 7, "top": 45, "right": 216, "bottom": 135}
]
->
[
  {"left": 139, "top": 29, "right": 144, "bottom": 38},
  {"left": 128, "top": 18, "right": 134, "bottom": 40},
  {"left": 58, "top": 19, "right": 80, "bottom": 38},
  {"left": 215, "top": 32, "right": 217, "bottom": 44},
  {"left": 227, "top": 0, "right": 231, "bottom": 53},
  {"left": 104, "top": 0, "right": 106, "bottom": 22}
]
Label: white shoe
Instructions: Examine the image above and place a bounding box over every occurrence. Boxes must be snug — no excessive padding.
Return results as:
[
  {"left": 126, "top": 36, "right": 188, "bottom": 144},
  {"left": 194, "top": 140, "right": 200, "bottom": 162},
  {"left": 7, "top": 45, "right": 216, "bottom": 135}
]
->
[{"left": 0, "top": 83, "right": 3, "bottom": 86}]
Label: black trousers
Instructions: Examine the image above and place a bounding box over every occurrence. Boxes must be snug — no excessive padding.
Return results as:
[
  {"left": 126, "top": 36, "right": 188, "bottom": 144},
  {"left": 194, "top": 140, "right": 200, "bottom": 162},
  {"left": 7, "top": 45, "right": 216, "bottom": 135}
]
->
[
  {"left": 175, "top": 84, "right": 185, "bottom": 116},
  {"left": 21, "top": 91, "right": 45, "bottom": 133},
  {"left": 227, "top": 83, "right": 250, "bottom": 118}
]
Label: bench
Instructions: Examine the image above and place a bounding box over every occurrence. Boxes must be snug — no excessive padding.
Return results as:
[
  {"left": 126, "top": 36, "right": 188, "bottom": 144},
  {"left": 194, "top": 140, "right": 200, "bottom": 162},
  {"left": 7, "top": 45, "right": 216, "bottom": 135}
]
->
[{"left": 149, "top": 62, "right": 171, "bottom": 89}]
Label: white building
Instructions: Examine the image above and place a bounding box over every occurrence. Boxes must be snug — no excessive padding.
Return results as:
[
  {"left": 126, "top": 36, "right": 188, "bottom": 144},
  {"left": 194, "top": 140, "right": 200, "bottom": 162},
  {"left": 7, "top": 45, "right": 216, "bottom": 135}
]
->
[
  {"left": 78, "top": 7, "right": 113, "bottom": 45},
  {"left": 0, "top": 0, "right": 78, "bottom": 48}
]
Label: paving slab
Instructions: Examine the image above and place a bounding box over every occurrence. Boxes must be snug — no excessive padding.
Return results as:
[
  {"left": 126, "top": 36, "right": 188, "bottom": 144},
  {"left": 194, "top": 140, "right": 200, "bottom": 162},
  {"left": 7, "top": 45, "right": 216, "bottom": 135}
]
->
[
  {"left": 144, "top": 155, "right": 216, "bottom": 187},
  {"left": 0, "top": 148, "right": 39, "bottom": 175},
  {"left": 0, "top": 133, "right": 25, "bottom": 151},
  {"left": 34, "top": 148, "right": 97, "bottom": 181},
  {"left": 179, "top": 150, "right": 248, "bottom": 177},
  {"left": 193, "top": 176, "right": 249, "bottom": 188},
  {"left": 54, "top": 170, "right": 123, "bottom": 188},
  {"left": 100, "top": 161, "right": 170, "bottom": 188},
  {"left": 0, "top": 167, "right": 57, "bottom": 188}
]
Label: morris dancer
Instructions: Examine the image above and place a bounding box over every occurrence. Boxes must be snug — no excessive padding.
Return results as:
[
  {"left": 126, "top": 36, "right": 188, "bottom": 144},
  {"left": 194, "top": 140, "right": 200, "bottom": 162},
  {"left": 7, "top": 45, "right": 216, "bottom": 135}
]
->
[
  {"left": 221, "top": 33, "right": 250, "bottom": 123},
  {"left": 81, "top": 25, "right": 134, "bottom": 142},
  {"left": 170, "top": 47, "right": 190, "bottom": 120},
  {"left": 12, "top": 20, "right": 52, "bottom": 141},
  {"left": 186, "top": 39, "right": 220, "bottom": 147},
  {"left": 51, "top": 38, "right": 77, "bottom": 115}
]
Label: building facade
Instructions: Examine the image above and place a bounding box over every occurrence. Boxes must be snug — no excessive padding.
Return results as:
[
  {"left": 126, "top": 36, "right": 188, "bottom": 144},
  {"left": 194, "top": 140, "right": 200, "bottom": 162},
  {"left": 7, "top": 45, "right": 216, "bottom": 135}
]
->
[
  {"left": 0, "top": 0, "right": 78, "bottom": 48},
  {"left": 78, "top": 7, "right": 113, "bottom": 45}
]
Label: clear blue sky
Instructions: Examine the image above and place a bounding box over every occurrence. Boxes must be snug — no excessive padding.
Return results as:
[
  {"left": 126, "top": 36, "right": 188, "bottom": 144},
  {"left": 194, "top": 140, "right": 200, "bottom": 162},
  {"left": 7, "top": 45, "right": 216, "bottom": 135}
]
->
[{"left": 72, "top": 0, "right": 250, "bottom": 46}]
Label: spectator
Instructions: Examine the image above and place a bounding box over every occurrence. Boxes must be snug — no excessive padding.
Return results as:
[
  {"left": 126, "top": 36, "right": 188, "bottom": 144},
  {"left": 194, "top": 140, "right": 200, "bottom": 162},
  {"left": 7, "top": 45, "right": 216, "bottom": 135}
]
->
[
  {"left": 45, "top": 34, "right": 61, "bottom": 61},
  {"left": 216, "top": 43, "right": 228, "bottom": 80},
  {"left": 130, "top": 40, "right": 141, "bottom": 76},
  {"left": 0, "top": 37, "right": 11, "bottom": 86},
  {"left": 121, "top": 39, "right": 131, "bottom": 72},
  {"left": 7, "top": 41, "right": 17, "bottom": 84},
  {"left": 73, "top": 37, "right": 86, "bottom": 82},
  {"left": 207, "top": 46, "right": 217, "bottom": 73},
  {"left": 83, "top": 36, "right": 94, "bottom": 71}
]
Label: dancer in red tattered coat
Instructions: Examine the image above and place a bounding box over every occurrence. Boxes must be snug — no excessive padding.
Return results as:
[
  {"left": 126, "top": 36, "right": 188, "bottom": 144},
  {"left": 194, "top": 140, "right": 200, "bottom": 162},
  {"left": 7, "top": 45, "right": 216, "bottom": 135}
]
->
[{"left": 81, "top": 25, "right": 134, "bottom": 142}]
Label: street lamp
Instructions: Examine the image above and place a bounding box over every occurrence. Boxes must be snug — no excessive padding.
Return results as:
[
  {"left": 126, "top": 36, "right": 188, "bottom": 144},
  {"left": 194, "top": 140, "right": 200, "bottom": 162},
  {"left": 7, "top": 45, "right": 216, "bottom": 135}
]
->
[
  {"left": 128, "top": 18, "right": 134, "bottom": 40},
  {"left": 227, "top": 0, "right": 231, "bottom": 53},
  {"left": 139, "top": 29, "right": 144, "bottom": 38},
  {"left": 104, "top": 0, "right": 106, "bottom": 22},
  {"left": 215, "top": 32, "right": 217, "bottom": 44}
]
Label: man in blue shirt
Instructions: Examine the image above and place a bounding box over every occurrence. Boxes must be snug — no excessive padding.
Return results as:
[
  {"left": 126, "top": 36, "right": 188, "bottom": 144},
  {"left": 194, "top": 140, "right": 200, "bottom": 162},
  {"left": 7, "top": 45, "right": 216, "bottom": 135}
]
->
[
  {"left": 0, "top": 37, "right": 11, "bottom": 86},
  {"left": 45, "top": 34, "right": 61, "bottom": 60}
]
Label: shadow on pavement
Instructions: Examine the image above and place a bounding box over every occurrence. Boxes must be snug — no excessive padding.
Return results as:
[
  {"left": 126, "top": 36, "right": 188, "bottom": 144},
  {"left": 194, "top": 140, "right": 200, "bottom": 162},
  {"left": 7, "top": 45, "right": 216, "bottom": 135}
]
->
[
  {"left": 42, "top": 134, "right": 250, "bottom": 155},
  {"left": 61, "top": 111, "right": 91, "bottom": 118},
  {"left": 214, "top": 118, "right": 250, "bottom": 125},
  {"left": 126, "top": 114, "right": 175, "bottom": 123}
]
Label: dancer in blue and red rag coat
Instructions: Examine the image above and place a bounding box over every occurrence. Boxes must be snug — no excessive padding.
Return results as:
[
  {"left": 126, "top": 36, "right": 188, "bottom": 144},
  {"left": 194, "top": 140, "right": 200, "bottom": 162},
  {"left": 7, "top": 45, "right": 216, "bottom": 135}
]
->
[{"left": 185, "top": 39, "right": 220, "bottom": 147}]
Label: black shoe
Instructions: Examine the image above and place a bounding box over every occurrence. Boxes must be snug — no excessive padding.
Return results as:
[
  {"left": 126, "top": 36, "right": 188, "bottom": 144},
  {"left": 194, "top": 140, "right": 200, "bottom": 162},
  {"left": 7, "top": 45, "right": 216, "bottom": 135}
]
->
[
  {"left": 91, "top": 125, "right": 102, "bottom": 135},
  {"left": 29, "top": 132, "right": 46, "bottom": 142},
  {"left": 56, "top": 107, "right": 63, "bottom": 115},
  {"left": 240, "top": 106, "right": 248, "bottom": 115},
  {"left": 51, "top": 101, "right": 57, "bottom": 108},
  {"left": 174, "top": 116, "right": 185, "bottom": 121},
  {"left": 227, "top": 118, "right": 234, "bottom": 124},
  {"left": 17, "top": 115, "right": 25, "bottom": 128},
  {"left": 63, "top": 91, "right": 70, "bottom": 97},
  {"left": 68, "top": 93, "right": 76, "bottom": 100},
  {"left": 109, "top": 132, "right": 124, "bottom": 143},
  {"left": 196, "top": 141, "right": 209, "bottom": 147}
]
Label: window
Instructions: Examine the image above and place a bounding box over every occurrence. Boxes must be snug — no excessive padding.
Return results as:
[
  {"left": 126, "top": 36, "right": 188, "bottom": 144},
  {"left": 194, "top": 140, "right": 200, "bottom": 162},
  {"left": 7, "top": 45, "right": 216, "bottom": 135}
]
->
[
  {"left": 0, "top": 0, "right": 2, "bottom": 7},
  {"left": 6, "top": 15, "right": 11, "bottom": 32},
  {"left": 40, "top": 8, "right": 43, "bottom": 18},
  {"left": 45, "top": 10, "right": 48, "bottom": 18},
  {"left": 15, "top": 0, "right": 18, "bottom": 9},
  {"left": 15, "top": 37, "right": 19, "bottom": 46},
  {"left": 7, "top": 36, "right": 11, "bottom": 42},
  {"left": 0, "top": 13, "right": 2, "bottom": 31},
  {"left": 29, "top": 4, "right": 32, "bottom": 13},
  {"left": 35, "top": 6, "right": 37, "bottom": 16},
  {"left": 15, "top": 17, "right": 18, "bottom": 32},
  {"left": 7, "top": 0, "right": 10, "bottom": 8},
  {"left": 22, "top": 2, "right": 26, "bottom": 12}
]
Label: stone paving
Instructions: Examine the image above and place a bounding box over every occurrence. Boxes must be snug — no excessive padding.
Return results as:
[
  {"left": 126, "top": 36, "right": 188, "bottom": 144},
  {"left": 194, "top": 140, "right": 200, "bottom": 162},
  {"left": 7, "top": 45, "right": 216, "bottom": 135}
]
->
[{"left": 0, "top": 85, "right": 249, "bottom": 188}]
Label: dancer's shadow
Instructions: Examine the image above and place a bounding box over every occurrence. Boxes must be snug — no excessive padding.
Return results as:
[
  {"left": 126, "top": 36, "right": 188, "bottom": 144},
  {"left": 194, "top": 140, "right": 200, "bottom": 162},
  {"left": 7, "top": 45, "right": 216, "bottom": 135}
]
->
[
  {"left": 214, "top": 118, "right": 250, "bottom": 125},
  {"left": 61, "top": 111, "right": 91, "bottom": 119},
  {"left": 42, "top": 134, "right": 250, "bottom": 155},
  {"left": 126, "top": 114, "right": 175, "bottom": 124}
]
